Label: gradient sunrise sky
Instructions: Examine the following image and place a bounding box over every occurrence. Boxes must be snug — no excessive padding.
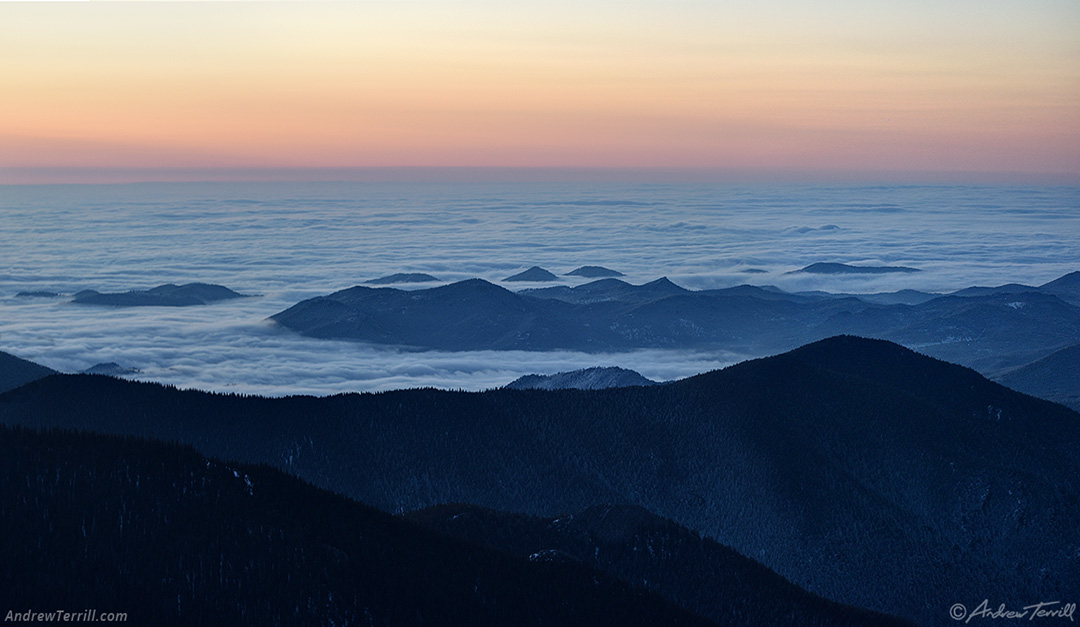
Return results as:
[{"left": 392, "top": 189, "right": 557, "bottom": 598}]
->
[{"left": 1, "top": 1, "right": 1078, "bottom": 184}]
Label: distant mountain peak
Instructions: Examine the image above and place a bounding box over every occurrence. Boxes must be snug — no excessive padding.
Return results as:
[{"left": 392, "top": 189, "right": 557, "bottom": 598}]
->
[
  {"left": 435, "top": 278, "right": 515, "bottom": 296},
  {"left": 505, "top": 366, "right": 657, "bottom": 390},
  {"left": 785, "top": 334, "right": 926, "bottom": 365},
  {"left": 83, "top": 362, "right": 141, "bottom": 377},
  {"left": 788, "top": 262, "right": 920, "bottom": 275},
  {"left": 641, "top": 277, "right": 690, "bottom": 294},
  {"left": 565, "top": 266, "right": 624, "bottom": 278},
  {"left": 504, "top": 266, "right": 560, "bottom": 282},
  {"left": 365, "top": 273, "right": 440, "bottom": 285}
]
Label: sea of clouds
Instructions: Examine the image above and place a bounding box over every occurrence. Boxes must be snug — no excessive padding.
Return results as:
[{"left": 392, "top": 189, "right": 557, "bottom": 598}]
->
[{"left": 1, "top": 181, "right": 1077, "bottom": 395}]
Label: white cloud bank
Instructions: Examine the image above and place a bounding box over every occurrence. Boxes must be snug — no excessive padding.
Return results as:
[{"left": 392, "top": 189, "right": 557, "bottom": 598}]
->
[{"left": 1, "top": 181, "right": 1076, "bottom": 395}]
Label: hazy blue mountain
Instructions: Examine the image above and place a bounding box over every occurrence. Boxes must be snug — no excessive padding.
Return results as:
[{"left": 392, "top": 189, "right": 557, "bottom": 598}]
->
[
  {"left": 873, "top": 291, "right": 1080, "bottom": 374},
  {"left": 697, "top": 283, "right": 817, "bottom": 302},
  {"left": 72, "top": 283, "right": 249, "bottom": 307},
  {"left": 950, "top": 283, "right": 1038, "bottom": 297},
  {"left": 1040, "top": 270, "right": 1080, "bottom": 305},
  {"left": 410, "top": 503, "right": 909, "bottom": 627},
  {"left": 3, "top": 337, "right": 1077, "bottom": 624},
  {"left": 14, "top": 291, "right": 60, "bottom": 298},
  {"left": 799, "top": 289, "right": 940, "bottom": 306},
  {"left": 565, "top": 265, "right": 625, "bottom": 277},
  {"left": 504, "top": 266, "right": 560, "bottom": 282},
  {"left": 996, "top": 343, "right": 1080, "bottom": 412},
  {"left": 524, "top": 277, "right": 691, "bottom": 304},
  {"left": 271, "top": 279, "right": 593, "bottom": 351},
  {"left": 0, "top": 351, "right": 55, "bottom": 394},
  {"left": 1, "top": 426, "right": 722, "bottom": 627},
  {"left": 946, "top": 272, "right": 1080, "bottom": 305},
  {"left": 365, "top": 272, "right": 441, "bottom": 285},
  {"left": 787, "top": 262, "right": 921, "bottom": 274},
  {"left": 272, "top": 273, "right": 1080, "bottom": 375},
  {"left": 505, "top": 366, "right": 657, "bottom": 390}
]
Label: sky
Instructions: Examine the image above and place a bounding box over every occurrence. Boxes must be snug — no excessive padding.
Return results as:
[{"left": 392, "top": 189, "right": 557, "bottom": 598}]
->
[{"left": 1, "top": 0, "right": 1078, "bottom": 184}]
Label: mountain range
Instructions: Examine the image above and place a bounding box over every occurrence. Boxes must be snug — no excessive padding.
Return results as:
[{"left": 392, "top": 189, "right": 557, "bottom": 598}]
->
[
  {"left": 270, "top": 271, "right": 1080, "bottom": 379},
  {"left": 3, "top": 336, "right": 1076, "bottom": 624}
]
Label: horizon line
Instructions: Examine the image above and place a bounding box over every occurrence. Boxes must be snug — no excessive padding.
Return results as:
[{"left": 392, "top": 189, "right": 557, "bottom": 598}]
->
[{"left": 1, "top": 166, "right": 1077, "bottom": 186}]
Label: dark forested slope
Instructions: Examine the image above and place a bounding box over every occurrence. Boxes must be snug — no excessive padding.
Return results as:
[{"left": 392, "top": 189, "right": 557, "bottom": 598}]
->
[
  {"left": 409, "top": 503, "right": 909, "bottom": 627},
  {"left": 0, "top": 426, "right": 721, "bottom": 627},
  {"left": 0, "top": 350, "right": 56, "bottom": 394},
  {"left": 997, "top": 343, "right": 1080, "bottom": 412},
  {"left": 2, "top": 337, "right": 1077, "bottom": 624}
]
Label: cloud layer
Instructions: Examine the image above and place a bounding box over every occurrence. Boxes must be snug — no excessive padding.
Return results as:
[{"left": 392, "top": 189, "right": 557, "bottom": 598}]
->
[{"left": 1, "top": 181, "right": 1077, "bottom": 395}]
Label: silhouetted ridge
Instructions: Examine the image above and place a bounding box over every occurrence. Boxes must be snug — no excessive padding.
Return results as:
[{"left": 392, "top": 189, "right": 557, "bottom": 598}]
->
[
  {"left": 3, "top": 338, "right": 1078, "bottom": 624},
  {"left": 784, "top": 334, "right": 937, "bottom": 373},
  {"left": 269, "top": 273, "right": 1080, "bottom": 372},
  {"left": 410, "top": 503, "right": 910, "bottom": 627},
  {"left": 0, "top": 426, "right": 720, "bottom": 627},
  {"left": 272, "top": 279, "right": 595, "bottom": 350},
  {"left": 0, "top": 351, "right": 55, "bottom": 394}
]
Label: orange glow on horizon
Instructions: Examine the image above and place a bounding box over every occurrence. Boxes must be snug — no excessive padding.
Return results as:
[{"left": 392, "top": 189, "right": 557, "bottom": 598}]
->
[{"left": 2, "top": 1, "right": 1078, "bottom": 182}]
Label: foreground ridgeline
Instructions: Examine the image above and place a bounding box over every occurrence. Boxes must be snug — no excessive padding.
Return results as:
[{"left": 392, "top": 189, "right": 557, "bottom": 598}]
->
[
  {"left": 0, "top": 426, "right": 728, "bottom": 627},
  {"left": 0, "top": 351, "right": 56, "bottom": 395},
  {"left": 409, "top": 503, "right": 907, "bottom": 626},
  {"left": 269, "top": 271, "right": 1080, "bottom": 375},
  {"left": 2, "top": 336, "right": 1077, "bottom": 625}
]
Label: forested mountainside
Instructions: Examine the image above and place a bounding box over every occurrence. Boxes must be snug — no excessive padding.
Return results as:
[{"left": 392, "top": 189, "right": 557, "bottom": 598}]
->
[
  {"left": 0, "top": 351, "right": 55, "bottom": 394},
  {"left": 409, "top": 503, "right": 910, "bottom": 627},
  {"left": 1, "top": 426, "right": 723, "bottom": 627},
  {"left": 2, "top": 336, "right": 1077, "bottom": 624}
]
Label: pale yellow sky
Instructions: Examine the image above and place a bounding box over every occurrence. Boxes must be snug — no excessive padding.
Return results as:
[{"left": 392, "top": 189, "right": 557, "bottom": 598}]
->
[{"left": 2, "top": 1, "right": 1078, "bottom": 182}]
